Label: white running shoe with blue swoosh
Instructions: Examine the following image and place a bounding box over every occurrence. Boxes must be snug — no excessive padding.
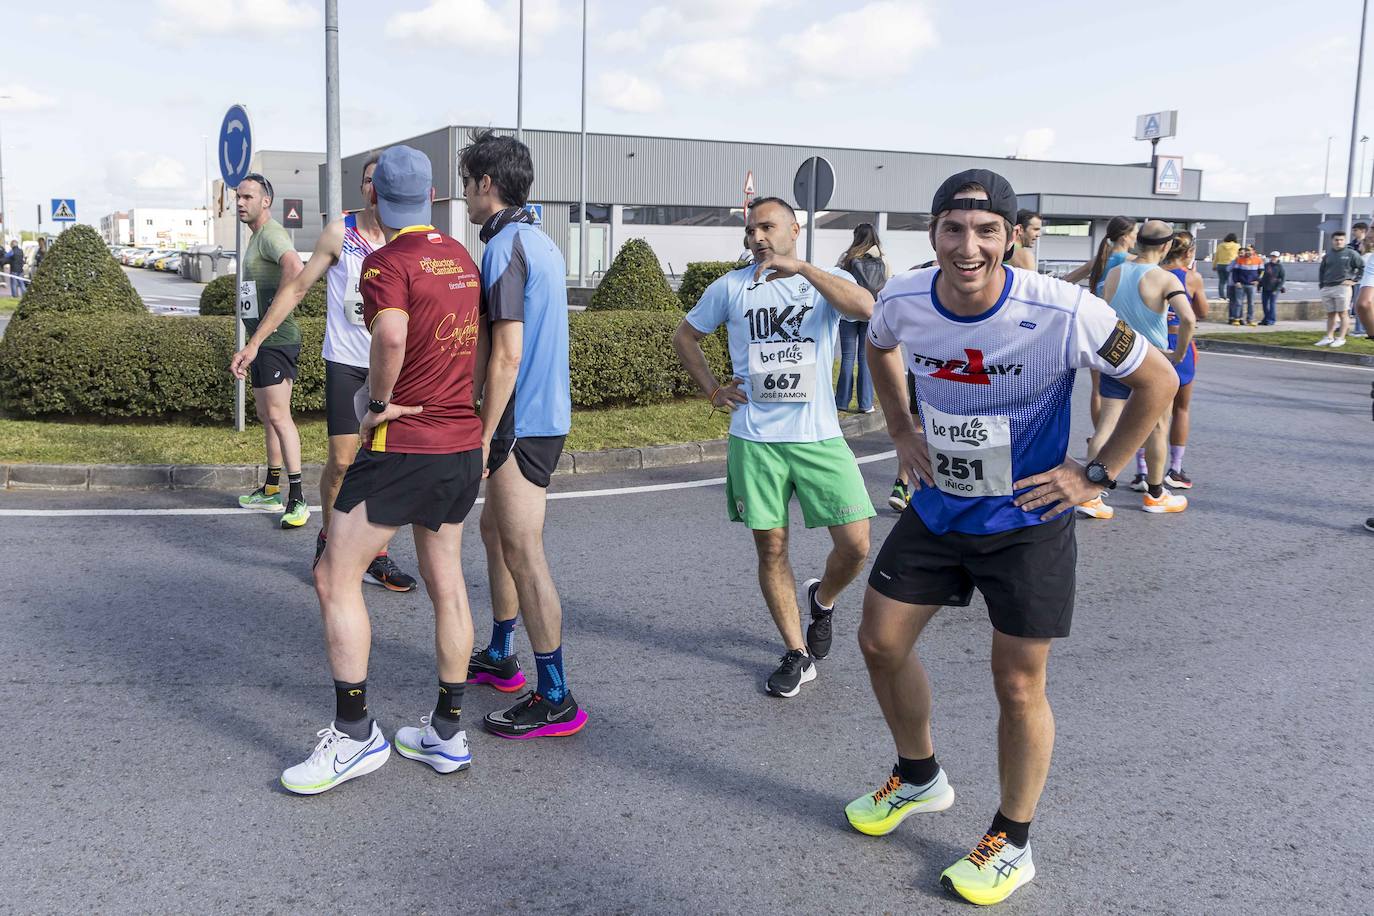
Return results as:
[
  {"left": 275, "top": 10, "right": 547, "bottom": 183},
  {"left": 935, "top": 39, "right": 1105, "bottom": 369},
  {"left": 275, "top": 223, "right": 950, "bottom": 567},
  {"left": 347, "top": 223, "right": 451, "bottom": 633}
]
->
[
  {"left": 395, "top": 716, "right": 472, "bottom": 774},
  {"left": 280, "top": 721, "right": 390, "bottom": 795}
]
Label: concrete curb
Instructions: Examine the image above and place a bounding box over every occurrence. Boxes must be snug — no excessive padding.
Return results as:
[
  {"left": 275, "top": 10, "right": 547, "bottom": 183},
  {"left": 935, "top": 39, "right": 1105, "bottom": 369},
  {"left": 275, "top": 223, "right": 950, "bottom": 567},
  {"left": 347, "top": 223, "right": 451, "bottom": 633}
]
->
[
  {"left": 1195, "top": 337, "right": 1374, "bottom": 367},
  {"left": 0, "top": 410, "right": 891, "bottom": 491}
]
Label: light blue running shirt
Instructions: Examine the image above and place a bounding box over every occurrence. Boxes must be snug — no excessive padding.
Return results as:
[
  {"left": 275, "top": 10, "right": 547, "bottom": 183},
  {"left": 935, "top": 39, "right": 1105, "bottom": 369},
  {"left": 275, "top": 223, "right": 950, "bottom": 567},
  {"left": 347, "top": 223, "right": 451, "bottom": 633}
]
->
[{"left": 687, "top": 264, "right": 857, "bottom": 443}]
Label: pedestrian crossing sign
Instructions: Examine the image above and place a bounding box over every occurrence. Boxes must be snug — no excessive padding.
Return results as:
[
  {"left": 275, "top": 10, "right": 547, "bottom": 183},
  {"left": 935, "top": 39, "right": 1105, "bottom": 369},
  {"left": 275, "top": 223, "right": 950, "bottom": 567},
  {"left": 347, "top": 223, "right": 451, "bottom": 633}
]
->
[{"left": 51, "top": 199, "right": 76, "bottom": 221}]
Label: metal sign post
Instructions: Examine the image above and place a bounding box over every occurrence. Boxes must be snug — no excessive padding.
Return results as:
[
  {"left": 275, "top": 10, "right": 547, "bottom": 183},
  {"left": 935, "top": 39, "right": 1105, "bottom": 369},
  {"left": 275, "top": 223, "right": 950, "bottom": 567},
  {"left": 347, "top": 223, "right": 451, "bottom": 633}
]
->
[
  {"left": 219, "top": 104, "right": 253, "bottom": 432},
  {"left": 793, "top": 156, "right": 836, "bottom": 264}
]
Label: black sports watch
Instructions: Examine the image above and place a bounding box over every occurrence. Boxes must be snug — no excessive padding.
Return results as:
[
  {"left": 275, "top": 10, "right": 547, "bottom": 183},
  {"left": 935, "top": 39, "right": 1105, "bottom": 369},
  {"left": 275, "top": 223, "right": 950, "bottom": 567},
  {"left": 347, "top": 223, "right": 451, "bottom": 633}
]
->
[
  {"left": 368, "top": 398, "right": 388, "bottom": 414},
  {"left": 1084, "top": 460, "right": 1116, "bottom": 489}
]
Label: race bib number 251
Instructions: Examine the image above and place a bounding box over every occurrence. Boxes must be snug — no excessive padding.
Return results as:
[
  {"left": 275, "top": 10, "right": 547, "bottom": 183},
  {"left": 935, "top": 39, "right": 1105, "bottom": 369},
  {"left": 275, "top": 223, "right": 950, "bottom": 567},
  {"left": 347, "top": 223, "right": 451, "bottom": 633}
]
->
[{"left": 921, "top": 404, "right": 1013, "bottom": 497}]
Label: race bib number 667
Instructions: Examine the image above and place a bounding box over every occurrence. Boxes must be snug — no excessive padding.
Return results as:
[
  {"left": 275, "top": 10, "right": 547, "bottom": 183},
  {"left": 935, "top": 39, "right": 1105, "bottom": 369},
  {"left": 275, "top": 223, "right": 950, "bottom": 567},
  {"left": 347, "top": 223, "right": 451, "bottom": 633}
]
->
[
  {"left": 748, "top": 340, "right": 816, "bottom": 403},
  {"left": 921, "top": 404, "right": 1013, "bottom": 497}
]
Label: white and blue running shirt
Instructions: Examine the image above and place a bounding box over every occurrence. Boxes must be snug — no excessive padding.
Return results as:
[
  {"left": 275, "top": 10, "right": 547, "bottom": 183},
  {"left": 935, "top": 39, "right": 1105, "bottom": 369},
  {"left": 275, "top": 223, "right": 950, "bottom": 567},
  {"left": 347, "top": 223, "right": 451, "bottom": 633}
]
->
[
  {"left": 868, "top": 265, "right": 1147, "bottom": 535},
  {"left": 687, "top": 264, "right": 859, "bottom": 443}
]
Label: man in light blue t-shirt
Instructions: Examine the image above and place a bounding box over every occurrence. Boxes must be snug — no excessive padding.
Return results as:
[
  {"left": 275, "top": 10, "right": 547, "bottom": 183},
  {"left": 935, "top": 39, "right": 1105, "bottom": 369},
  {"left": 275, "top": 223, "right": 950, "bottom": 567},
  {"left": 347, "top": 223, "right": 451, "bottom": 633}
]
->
[
  {"left": 673, "top": 196, "right": 876, "bottom": 699},
  {"left": 460, "top": 129, "right": 586, "bottom": 740}
]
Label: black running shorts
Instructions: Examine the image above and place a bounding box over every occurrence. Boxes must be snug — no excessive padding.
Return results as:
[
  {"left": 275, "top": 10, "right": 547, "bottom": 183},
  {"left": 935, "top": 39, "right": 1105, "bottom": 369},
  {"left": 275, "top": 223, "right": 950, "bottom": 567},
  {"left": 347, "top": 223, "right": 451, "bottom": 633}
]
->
[
  {"left": 487, "top": 436, "right": 566, "bottom": 489},
  {"left": 249, "top": 344, "right": 300, "bottom": 389},
  {"left": 324, "top": 360, "right": 369, "bottom": 437},
  {"left": 334, "top": 447, "right": 483, "bottom": 532},
  {"left": 868, "top": 509, "right": 1077, "bottom": 638}
]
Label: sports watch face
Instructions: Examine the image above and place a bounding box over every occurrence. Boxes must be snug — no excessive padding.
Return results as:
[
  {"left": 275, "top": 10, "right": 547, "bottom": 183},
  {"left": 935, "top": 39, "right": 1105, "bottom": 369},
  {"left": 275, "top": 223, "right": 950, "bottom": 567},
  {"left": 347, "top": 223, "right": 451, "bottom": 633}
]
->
[{"left": 1085, "top": 462, "right": 1108, "bottom": 484}]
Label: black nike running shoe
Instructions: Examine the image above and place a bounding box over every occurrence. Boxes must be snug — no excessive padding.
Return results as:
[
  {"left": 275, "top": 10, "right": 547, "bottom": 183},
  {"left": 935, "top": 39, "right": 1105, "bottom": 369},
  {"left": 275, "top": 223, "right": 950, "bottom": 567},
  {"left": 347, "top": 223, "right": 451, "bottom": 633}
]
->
[
  {"left": 484, "top": 691, "right": 588, "bottom": 739},
  {"left": 467, "top": 648, "right": 527, "bottom": 692},
  {"left": 804, "top": 578, "right": 833, "bottom": 659},
  {"left": 766, "top": 649, "right": 816, "bottom": 698},
  {"left": 364, "top": 554, "right": 417, "bottom": 592}
]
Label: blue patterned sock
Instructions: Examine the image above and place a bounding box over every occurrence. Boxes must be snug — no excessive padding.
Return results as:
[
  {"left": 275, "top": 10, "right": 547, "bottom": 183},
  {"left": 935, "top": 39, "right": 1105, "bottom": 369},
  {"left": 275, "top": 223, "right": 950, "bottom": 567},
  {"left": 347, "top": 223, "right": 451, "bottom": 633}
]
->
[
  {"left": 486, "top": 617, "right": 518, "bottom": 660},
  {"left": 534, "top": 646, "right": 568, "bottom": 703}
]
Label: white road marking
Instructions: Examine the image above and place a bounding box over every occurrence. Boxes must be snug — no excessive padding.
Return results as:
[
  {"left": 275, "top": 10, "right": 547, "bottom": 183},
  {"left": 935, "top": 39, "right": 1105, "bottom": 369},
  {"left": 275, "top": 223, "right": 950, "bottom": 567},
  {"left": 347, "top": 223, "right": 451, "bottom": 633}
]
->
[
  {"left": 1204, "top": 351, "right": 1374, "bottom": 372},
  {"left": 0, "top": 450, "right": 901, "bottom": 517}
]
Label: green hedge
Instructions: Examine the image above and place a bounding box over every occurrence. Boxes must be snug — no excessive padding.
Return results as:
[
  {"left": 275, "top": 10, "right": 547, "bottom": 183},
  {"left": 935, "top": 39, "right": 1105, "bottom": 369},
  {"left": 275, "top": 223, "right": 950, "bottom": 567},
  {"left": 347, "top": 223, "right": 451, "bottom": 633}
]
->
[
  {"left": 679, "top": 260, "right": 745, "bottom": 310},
  {"left": 200, "top": 273, "right": 326, "bottom": 317},
  {"left": 0, "top": 310, "right": 730, "bottom": 420},
  {"left": 568, "top": 310, "right": 729, "bottom": 408},
  {"left": 17, "top": 224, "right": 143, "bottom": 318},
  {"left": 588, "top": 238, "right": 680, "bottom": 312}
]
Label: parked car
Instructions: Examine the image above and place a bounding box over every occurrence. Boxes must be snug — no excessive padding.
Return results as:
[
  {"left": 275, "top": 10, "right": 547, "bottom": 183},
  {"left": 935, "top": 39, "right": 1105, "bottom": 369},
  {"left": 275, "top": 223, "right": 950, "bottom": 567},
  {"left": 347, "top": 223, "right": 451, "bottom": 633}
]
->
[{"left": 158, "top": 255, "right": 182, "bottom": 273}]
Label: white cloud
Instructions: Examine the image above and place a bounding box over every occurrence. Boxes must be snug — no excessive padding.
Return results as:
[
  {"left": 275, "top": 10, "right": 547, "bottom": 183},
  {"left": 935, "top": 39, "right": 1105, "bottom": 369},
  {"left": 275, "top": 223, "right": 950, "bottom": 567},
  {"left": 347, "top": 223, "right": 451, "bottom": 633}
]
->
[
  {"left": 657, "top": 1, "right": 935, "bottom": 96},
  {"left": 152, "top": 0, "right": 317, "bottom": 43},
  {"left": 595, "top": 71, "right": 665, "bottom": 114},
  {"left": 0, "top": 85, "right": 58, "bottom": 112},
  {"left": 660, "top": 38, "right": 757, "bottom": 91},
  {"left": 1006, "top": 128, "right": 1055, "bottom": 160},
  {"left": 789, "top": 1, "right": 936, "bottom": 83},
  {"left": 603, "top": 1, "right": 782, "bottom": 52},
  {"left": 105, "top": 153, "right": 197, "bottom": 208},
  {"left": 386, "top": 0, "right": 561, "bottom": 52}
]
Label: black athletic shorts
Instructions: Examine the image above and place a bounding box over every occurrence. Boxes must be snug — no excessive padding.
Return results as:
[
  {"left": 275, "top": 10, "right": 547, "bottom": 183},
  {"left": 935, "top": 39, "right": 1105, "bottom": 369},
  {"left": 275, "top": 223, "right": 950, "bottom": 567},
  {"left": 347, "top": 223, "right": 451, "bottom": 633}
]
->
[
  {"left": 324, "top": 360, "right": 369, "bottom": 436},
  {"left": 334, "top": 447, "right": 483, "bottom": 532},
  {"left": 487, "top": 436, "right": 566, "bottom": 488},
  {"left": 249, "top": 344, "right": 300, "bottom": 389},
  {"left": 868, "top": 508, "right": 1076, "bottom": 638}
]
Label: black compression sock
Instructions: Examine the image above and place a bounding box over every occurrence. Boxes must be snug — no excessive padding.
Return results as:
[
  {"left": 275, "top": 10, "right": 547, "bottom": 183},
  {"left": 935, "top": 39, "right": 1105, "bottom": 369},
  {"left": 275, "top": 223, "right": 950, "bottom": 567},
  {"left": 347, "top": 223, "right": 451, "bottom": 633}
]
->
[
  {"left": 989, "top": 809, "right": 1031, "bottom": 848},
  {"left": 287, "top": 472, "right": 303, "bottom": 504},
  {"left": 897, "top": 754, "right": 939, "bottom": 785},
  {"left": 334, "top": 679, "right": 370, "bottom": 739},
  {"left": 265, "top": 466, "right": 282, "bottom": 488},
  {"left": 432, "top": 681, "right": 465, "bottom": 739}
]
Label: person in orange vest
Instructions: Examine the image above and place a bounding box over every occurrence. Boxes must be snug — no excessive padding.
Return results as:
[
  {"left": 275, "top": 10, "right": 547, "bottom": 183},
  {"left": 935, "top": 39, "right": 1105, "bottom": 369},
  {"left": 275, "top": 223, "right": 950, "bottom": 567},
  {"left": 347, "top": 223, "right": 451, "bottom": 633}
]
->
[{"left": 1227, "top": 245, "right": 1264, "bottom": 326}]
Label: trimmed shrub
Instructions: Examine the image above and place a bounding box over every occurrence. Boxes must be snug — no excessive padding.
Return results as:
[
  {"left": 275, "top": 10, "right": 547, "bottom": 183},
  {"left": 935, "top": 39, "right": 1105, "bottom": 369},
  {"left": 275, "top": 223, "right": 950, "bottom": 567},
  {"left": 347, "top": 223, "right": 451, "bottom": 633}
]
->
[
  {"left": 16, "top": 224, "right": 143, "bottom": 318},
  {"left": 588, "top": 238, "right": 680, "bottom": 312},
  {"left": 0, "top": 310, "right": 728, "bottom": 419},
  {"left": 199, "top": 275, "right": 236, "bottom": 315},
  {"left": 199, "top": 273, "right": 327, "bottom": 317},
  {"left": 678, "top": 260, "right": 746, "bottom": 310},
  {"left": 568, "top": 310, "right": 730, "bottom": 408},
  {"left": 0, "top": 315, "right": 326, "bottom": 421}
]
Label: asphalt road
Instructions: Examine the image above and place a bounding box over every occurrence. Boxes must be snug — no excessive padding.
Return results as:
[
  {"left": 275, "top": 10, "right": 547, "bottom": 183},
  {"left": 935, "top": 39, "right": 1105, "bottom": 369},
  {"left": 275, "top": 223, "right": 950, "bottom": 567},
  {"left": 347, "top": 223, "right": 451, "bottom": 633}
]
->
[
  {"left": 123, "top": 265, "right": 205, "bottom": 315},
  {"left": 1, "top": 352, "right": 1371, "bottom": 914}
]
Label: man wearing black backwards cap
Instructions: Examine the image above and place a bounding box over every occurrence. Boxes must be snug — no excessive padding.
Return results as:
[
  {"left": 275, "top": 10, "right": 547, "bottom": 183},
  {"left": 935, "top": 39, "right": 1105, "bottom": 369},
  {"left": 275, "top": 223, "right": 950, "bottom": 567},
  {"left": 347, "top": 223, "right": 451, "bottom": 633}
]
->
[
  {"left": 842, "top": 169, "right": 1178, "bottom": 905},
  {"left": 281, "top": 145, "right": 489, "bottom": 794}
]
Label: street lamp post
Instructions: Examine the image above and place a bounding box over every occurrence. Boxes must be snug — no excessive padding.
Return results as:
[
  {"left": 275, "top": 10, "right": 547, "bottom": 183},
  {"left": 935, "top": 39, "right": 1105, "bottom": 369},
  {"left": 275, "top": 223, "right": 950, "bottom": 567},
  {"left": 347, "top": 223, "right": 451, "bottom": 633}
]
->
[
  {"left": 577, "top": 0, "right": 587, "bottom": 286},
  {"left": 1326, "top": 135, "right": 1335, "bottom": 194},
  {"left": 0, "top": 95, "right": 11, "bottom": 244},
  {"left": 516, "top": 0, "right": 524, "bottom": 142},
  {"left": 1343, "top": 0, "right": 1370, "bottom": 238}
]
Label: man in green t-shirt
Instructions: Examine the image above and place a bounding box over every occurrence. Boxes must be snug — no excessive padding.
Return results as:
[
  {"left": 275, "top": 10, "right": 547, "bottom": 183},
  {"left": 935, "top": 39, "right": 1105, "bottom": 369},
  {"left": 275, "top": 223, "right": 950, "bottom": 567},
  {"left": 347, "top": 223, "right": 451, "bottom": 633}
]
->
[{"left": 230, "top": 173, "right": 308, "bottom": 527}]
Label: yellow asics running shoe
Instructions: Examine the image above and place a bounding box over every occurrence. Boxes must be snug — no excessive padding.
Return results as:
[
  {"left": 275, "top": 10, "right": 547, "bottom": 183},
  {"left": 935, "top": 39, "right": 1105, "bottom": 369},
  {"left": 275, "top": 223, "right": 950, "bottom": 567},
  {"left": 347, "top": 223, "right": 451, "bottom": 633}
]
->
[
  {"left": 940, "top": 832, "right": 1035, "bottom": 906},
  {"left": 844, "top": 766, "right": 954, "bottom": 836}
]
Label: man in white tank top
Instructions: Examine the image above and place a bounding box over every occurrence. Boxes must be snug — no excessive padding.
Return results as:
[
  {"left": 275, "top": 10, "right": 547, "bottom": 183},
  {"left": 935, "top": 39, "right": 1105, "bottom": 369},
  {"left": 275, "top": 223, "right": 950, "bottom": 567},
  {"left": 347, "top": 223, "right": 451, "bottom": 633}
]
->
[{"left": 230, "top": 156, "right": 417, "bottom": 591}]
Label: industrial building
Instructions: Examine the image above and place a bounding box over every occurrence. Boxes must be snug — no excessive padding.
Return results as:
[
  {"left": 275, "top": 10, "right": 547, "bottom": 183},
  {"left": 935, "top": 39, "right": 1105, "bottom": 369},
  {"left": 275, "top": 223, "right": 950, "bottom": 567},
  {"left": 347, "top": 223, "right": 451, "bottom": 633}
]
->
[
  {"left": 210, "top": 149, "right": 325, "bottom": 254},
  {"left": 322, "top": 126, "right": 1249, "bottom": 276},
  {"left": 98, "top": 207, "right": 211, "bottom": 248}
]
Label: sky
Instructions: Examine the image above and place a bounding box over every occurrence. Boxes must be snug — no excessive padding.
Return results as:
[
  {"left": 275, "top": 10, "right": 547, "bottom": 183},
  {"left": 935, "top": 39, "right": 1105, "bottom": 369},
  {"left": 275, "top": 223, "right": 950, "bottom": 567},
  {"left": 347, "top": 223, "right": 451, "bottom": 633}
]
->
[{"left": 0, "top": 0, "right": 1361, "bottom": 234}]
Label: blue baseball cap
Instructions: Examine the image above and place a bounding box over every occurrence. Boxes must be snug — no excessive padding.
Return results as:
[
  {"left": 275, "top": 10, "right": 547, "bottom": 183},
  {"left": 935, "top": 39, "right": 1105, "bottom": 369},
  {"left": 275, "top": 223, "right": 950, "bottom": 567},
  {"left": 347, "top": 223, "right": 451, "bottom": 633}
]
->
[{"left": 372, "top": 145, "right": 433, "bottom": 228}]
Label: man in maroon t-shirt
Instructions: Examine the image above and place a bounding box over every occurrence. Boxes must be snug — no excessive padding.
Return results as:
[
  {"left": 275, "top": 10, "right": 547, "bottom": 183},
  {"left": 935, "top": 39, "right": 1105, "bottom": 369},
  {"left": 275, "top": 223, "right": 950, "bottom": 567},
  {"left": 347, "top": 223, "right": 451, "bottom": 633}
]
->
[{"left": 281, "top": 145, "right": 492, "bottom": 794}]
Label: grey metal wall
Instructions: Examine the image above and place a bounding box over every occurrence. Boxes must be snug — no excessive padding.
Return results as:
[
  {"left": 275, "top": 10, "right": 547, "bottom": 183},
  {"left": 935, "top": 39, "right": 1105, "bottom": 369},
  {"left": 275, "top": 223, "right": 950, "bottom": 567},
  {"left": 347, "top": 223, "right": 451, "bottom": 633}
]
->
[
  {"left": 330, "top": 126, "right": 1213, "bottom": 216},
  {"left": 256, "top": 150, "right": 324, "bottom": 252},
  {"left": 487, "top": 127, "right": 1205, "bottom": 210},
  {"left": 1032, "top": 193, "right": 1248, "bottom": 223}
]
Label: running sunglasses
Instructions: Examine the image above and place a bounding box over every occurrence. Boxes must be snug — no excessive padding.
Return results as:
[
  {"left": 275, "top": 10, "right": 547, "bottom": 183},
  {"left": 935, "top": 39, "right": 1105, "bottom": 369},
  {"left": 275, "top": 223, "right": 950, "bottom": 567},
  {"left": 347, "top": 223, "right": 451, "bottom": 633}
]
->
[{"left": 239, "top": 172, "right": 275, "bottom": 199}]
